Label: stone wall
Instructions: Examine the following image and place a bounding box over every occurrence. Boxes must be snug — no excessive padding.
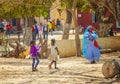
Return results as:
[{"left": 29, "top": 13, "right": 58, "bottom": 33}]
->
[
  {"left": 98, "top": 36, "right": 120, "bottom": 51},
  {"left": 56, "top": 36, "right": 120, "bottom": 58}
]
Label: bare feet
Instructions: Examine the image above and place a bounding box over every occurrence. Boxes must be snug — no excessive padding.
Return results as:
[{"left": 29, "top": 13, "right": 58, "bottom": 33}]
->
[
  {"left": 49, "top": 65, "right": 52, "bottom": 70},
  {"left": 55, "top": 67, "right": 59, "bottom": 69}
]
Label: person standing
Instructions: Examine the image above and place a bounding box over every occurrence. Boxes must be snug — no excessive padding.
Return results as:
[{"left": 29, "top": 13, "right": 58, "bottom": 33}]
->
[
  {"left": 2, "top": 19, "right": 7, "bottom": 31},
  {"left": 52, "top": 19, "right": 56, "bottom": 31},
  {"left": 48, "top": 38, "right": 59, "bottom": 69},
  {"left": 30, "top": 40, "right": 41, "bottom": 72},
  {"left": 35, "top": 24, "right": 39, "bottom": 40},
  {"left": 32, "top": 25, "right": 36, "bottom": 41},
  {"left": 38, "top": 23, "right": 43, "bottom": 38},
  {"left": 43, "top": 24, "right": 48, "bottom": 39},
  {"left": 48, "top": 21, "right": 53, "bottom": 35},
  {"left": 6, "top": 22, "right": 12, "bottom": 36},
  {"left": 82, "top": 25, "right": 101, "bottom": 64},
  {"left": 0, "top": 22, "right": 4, "bottom": 33},
  {"left": 32, "top": 24, "right": 38, "bottom": 40},
  {"left": 109, "top": 28, "right": 114, "bottom": 36},
  {"left": 56, "top": 18, "right": 61, "bottom": 31},
  {"left": 79, "top": 24, "right": 85, "bottom": 34}
]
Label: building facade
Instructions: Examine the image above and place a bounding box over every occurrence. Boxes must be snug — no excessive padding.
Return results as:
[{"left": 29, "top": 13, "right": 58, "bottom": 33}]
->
[{"left": 77, "top": 9, "right": 120, "bottom": 32}]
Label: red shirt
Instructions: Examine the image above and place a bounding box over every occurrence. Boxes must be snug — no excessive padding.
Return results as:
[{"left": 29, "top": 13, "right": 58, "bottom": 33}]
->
[
  {"left": 6, "top": 24, "right": 12, "bottom": 30},
  {"left": 32, "top": 26, "right": 35, "bottom": 32}
]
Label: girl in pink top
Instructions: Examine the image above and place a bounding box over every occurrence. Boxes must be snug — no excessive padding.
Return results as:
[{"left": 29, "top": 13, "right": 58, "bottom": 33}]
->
[
  {"left": 30, "top": 40, "right": 41, "bottom": 72},
  {"left": 38, "top": 23, "right": 43, "bottom": 38}
]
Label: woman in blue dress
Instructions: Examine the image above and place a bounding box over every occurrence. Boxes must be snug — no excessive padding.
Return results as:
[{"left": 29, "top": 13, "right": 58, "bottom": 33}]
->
[{"left": 82, "top": 25, "right": 101, "bottom": 64}]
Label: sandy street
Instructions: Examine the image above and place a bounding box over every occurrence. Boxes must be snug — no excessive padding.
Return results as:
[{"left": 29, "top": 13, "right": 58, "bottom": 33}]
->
[{"left": 0, "top": 52, "right": 120, "bottom": 84}]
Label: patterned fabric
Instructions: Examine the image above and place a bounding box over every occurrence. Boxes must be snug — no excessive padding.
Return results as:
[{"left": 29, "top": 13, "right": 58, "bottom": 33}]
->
[{"left": 82, "top": 25, "right": 101, "bottom": 62}]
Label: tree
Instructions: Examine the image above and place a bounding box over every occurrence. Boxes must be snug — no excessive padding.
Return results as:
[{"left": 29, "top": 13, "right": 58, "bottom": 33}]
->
[
  {"left": 62, "top": 0, "right": 91, "bottom": 39},
  {"left": 60, "top": 0, "right": 72, "bottom": 39},
  {"left": 61, "top": 0, "right": 81, "bottom": 56},
  {"left": 91, "top": 0, "right": 120, "bottom": 37},
  {"left": 62, "top": 10, "right": 72, "bottom": 39},
  {"left": 61, "top": 0, "right": 91, "bottom": 56},
  {"left": 0, "top": 0, "right": 55, "bottom": 45}
]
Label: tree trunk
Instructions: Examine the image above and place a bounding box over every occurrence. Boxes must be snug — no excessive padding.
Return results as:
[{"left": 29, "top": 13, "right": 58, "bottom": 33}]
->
[
  {"left": 116, "top": 0, "right": 120, "bottom": 24},
  {"left": 62, "top": 10, "right": 72, "bottom": 39},
  {"left": 99, "top": 23, "right": 113, "bottom": 37},
  {"left": 72, "top": 11, "right": 81, "bottom": 57},
  {"left": 92, "top": 6, "right": 114, "bottom": 37},
  {"left": 23, "top": 17, "right": 34, "bottom": 46},
  {"left": 23, "top": 17, "right": 27, "bottom": 44}
]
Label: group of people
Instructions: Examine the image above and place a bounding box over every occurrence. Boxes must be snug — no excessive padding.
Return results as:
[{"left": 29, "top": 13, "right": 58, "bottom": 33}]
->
[
  {"left": 30, "top": 19, "right": 62, "bottom": 72},
  {"left": 30, "top": 25, "right": 101, "bottom": 72},
  {"left": 30, "top": 38, "right": 59, "bottom": 72},
  {"left": 32, "top": 19, "right": 61, "bottom": 40},
  {"left": 0, "top": 20, "right": 12, "bottom": 36}
]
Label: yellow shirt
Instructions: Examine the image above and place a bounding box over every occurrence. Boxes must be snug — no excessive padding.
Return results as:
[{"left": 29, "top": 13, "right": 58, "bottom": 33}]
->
[
  {"left": 52, "top": 21, "right": 56, "bottom": 29},
  {"left": 48, "top": 22, "right": 52, "bottom": 29}
]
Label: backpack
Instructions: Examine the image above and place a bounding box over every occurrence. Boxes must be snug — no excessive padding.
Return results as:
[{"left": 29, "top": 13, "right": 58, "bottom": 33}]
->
[{"left": 35, "top": 25, "right": 38, "bottom": 33}]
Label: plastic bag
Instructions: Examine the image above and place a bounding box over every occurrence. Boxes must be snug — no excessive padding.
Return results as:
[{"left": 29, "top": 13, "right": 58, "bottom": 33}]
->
[
  {"left": 57, "top": 55, "right": 60, "bottom": 60},
  {"left": 94, "top": 40, "right": 99, "bottom": 48}
]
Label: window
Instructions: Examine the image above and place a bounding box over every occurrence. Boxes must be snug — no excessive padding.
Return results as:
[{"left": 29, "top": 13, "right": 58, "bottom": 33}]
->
[
  {"left": 92, "top": 13, "right": 97, "bottom": 23},
  {"left": 116, "top": 21, "right": 120, "bottom": 28}
]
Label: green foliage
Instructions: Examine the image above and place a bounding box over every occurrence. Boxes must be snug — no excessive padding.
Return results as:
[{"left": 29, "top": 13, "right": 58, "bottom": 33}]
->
[
  {"left": 60, "top": 0, "right": 66, "bottom": 9},
  {"left": 0, "top": 0, "right": 55, "bottom": 19},
  {"left": 77, "top": 0, "right": 92, "bottom": 12},
  {"left": 60, "top": 0, "right": 92, "bottom": 13}
]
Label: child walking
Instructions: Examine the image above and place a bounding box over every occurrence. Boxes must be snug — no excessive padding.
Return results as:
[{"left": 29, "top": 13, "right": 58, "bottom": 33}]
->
[
  {"left": 48, "top": 38, "right": 59, "bottom": 69},
  {"left": 30, "top": 40, "right": 41, "bottom": 72}
]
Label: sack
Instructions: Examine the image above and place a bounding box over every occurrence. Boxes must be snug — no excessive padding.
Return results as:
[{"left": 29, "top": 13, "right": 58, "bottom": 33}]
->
[{"left": 94, "top": 40, "right": 99, "bottom": 48}]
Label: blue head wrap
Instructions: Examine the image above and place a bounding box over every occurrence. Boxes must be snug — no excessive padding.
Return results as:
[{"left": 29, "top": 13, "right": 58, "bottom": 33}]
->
[
  {"left": 84, "top": 25, "right": 92, "bottom": 33},
  {"left": 82, "top": 25, "right": 93, "bottom": 57}
]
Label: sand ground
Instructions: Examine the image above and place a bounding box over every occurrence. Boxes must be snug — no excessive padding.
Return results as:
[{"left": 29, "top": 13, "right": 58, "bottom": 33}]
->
[
  {"left": 0, "top": 52, "right": 120, "bottom": 84},
  {"left": 0, "top": 31, "right": 120, "bottom": 84}
]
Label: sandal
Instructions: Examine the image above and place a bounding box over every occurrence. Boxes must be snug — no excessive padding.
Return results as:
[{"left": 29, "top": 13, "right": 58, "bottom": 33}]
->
[
  {"left": 34, "top": 68, "right": 38, "bottom": 71},
  {"left": 32, "top": 69, "right": 36, "bottom": 72}
]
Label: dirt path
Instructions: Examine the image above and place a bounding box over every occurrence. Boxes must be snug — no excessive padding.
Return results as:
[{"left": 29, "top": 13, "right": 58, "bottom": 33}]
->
[{"left": 0, "top": 52, "right": 120, "bottom": 84}]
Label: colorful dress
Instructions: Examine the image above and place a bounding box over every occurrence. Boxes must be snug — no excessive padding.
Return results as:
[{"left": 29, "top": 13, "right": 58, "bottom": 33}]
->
[{"left": 82, "top": 26, "right": 101, "bottom": 62}]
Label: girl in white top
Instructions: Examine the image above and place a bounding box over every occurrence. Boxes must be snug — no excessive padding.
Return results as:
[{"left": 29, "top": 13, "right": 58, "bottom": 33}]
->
[{"left": 48, "top": 38, "right": 59, "bottom": 69}]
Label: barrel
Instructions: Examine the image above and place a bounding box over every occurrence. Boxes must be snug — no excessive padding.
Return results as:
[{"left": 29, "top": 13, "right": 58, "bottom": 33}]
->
[{"left": 102, "top": 59, "right": 120, "bottom": 78}]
